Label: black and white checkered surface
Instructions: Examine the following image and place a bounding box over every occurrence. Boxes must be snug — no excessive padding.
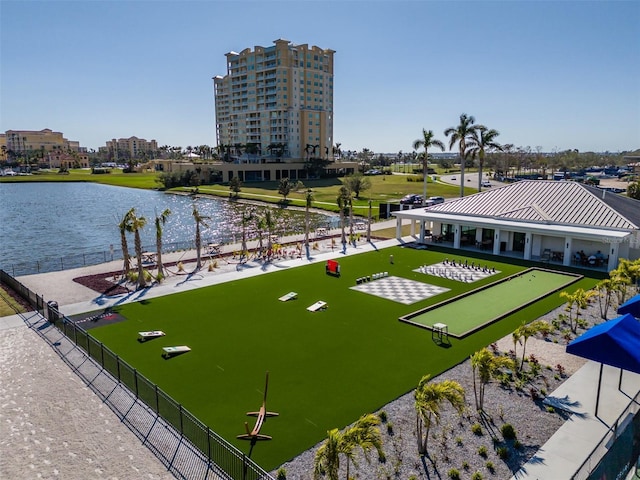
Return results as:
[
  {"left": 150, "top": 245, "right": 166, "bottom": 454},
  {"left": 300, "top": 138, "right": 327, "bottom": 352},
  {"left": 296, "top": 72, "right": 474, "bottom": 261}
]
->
[
  {"left": 351, "top": 276, "right": 449, "bottom": 305},
  {"left": 414, "top": 262, "right": 500, "bottom": 283}
]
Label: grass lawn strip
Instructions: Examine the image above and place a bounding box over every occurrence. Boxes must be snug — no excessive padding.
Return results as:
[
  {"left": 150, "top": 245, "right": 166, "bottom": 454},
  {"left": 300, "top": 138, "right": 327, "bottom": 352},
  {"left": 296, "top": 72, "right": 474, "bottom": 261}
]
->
[
  {"left": 87, "top": 247, "right": 596, "bottom": 470},
  {"left": 401, "top": 268, "right": 582, "bottom": 338}
]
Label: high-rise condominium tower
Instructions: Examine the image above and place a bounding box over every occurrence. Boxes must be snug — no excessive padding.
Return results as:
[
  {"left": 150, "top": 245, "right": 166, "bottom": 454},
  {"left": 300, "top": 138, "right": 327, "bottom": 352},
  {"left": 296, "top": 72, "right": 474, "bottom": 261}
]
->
[{"left": 213, "top": 39, "right": 334, "bottom": 163}]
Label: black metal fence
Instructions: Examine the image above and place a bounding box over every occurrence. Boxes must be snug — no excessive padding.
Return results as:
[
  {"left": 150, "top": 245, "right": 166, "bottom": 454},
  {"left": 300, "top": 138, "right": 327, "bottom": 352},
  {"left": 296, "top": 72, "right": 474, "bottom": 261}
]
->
[{"left": 1, "top": 269, "right": 274, "bottom": 480}]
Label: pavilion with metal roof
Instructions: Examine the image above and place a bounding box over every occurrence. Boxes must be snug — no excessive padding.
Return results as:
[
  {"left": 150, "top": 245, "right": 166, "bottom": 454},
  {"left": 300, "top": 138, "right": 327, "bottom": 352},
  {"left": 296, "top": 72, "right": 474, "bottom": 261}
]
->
[{"left": 392, "top": 181, "right": 640, "bottom": 271}]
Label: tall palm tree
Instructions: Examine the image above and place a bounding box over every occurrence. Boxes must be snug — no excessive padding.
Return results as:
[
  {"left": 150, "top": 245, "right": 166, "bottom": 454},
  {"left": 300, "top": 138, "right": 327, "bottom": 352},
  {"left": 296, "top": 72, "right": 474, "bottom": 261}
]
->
[
  {"left": 468, "top": 126, "right": 502, "bottom": 191},
  {"left": 444, "top": 113, "right": 483, "bottom": 197},
  {"left": 264, "top": 209, "right": 275, "bottom": 260},
  {"left": 129, "top": 210, "right": 148, "bottom": 290},
  {"left": 471, "top": 348, "right": 514, "bottom": 411},
  {"left": 118, "top": 208, "right": 135, "bottom": 280},
  {"left": 414, "top": 374, "right": 465, "bottom": 454},
  {"left": 305, "top": 189, "right": 313, "bottom": 250},
  {"left": 192, "top": 203, "right": 210, "bottom": 271},
  {"left": 413, "top": 129, "right": 445, "bottom": 204},
  {"left": 336, "top": 186, "right": 350, "bottom": 252},
  {"left": 154, "top": 208, "right": 171, "bottom": 280},
  {"left": 240, "top": 207, "right": 254, "bottom": 261}
]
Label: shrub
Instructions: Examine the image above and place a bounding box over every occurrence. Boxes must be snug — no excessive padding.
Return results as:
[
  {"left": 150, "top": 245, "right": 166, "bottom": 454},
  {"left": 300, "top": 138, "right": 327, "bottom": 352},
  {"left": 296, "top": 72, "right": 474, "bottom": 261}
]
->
[
  {"left": 276, "top": 467, "right": 286, "bottom": 480},
  {"left": 462, "top": 461, "right": 470, "bottom": 470},
  {"left": 478, "top": 445, "right": 488, "bottom": 458},
  {"left": 497, "top": 446, "right": 509, "bottom": 459},
  {"left": 514, "top": 440, "right": 522, "bottom": 450},
  {"left": 546, "top": 406, "right": 555, "bottom": 413},
  {"left": 448, "top": 468, "right": 461, "bottom": 480},
  {"left": 472, "top": 423, "right": 483, "bottom": 436},
  {"left": 485, "top": 461, "right": 495, "bottom": 473},
  {"left": 501, "top": 423, "right": 517, "bottom": 440},
  {"left": 472, "top": 472, "right": 484, "bottom": 480},
  {"left": 455, "top": 436, "right": 463, "bottom": 446},
  {"left": 378, "top": 410, "right": 388, "bottom": 423},
  {"left": 386, "top": 422, "right": 394, "bottom": 435},
  {"left": 530, "top": 388, "right": 540, "bottom": 401},
  {"left": 556, "top": 364, "right": 566, "bottom": 375}
]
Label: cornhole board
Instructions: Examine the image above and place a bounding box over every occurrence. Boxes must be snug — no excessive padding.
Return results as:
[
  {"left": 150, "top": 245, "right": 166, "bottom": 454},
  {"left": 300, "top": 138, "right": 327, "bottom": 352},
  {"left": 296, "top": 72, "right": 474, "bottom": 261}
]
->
[
  {"left": 278, "top": 292, "right": 298, "bottom": 302},
  {"left": 138, "top": 330, "right": 166, "bottom": 342},
  {"left": 307, "top": 301, "right": 327, "bottom": 312},
  {"left": 162, "top": 346, "right": 191, "bottom": 358}
]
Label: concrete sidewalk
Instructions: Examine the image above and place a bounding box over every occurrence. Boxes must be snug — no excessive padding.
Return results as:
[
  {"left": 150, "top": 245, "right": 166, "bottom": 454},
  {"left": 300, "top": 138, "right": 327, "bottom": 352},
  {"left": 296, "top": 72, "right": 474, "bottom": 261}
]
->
[{"left": 512, "top": 361, "right": 640, "bottom": 479}]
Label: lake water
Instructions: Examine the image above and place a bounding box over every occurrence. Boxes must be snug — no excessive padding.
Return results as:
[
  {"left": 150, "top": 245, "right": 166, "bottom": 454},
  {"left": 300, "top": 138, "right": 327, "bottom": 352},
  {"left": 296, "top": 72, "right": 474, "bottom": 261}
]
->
[{"left": 0, "top": 183, "right": 337, "bottom": 275}]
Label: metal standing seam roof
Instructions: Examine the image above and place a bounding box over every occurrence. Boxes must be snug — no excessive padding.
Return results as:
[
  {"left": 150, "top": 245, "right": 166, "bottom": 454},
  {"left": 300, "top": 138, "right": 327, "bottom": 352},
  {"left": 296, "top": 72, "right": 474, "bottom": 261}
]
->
[{"left": 425, "top": 181, "right": 640, "bottom": 230}]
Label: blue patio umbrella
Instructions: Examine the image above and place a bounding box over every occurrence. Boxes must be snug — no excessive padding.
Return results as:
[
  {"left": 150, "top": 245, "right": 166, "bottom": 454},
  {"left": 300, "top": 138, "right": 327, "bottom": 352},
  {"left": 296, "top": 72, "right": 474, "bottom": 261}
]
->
[
  {"left": 566, "top": 313, "right": 640, "bottom": 416},
  {"left": 617, "top": 294, "right": 640, "bottom": 318}
]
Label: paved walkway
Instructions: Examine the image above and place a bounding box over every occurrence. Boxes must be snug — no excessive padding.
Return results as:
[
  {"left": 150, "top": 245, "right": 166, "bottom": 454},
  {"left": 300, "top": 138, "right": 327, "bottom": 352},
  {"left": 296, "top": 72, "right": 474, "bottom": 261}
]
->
[{"left": 512, "top": 361, "right": 640, "bottom": 479}]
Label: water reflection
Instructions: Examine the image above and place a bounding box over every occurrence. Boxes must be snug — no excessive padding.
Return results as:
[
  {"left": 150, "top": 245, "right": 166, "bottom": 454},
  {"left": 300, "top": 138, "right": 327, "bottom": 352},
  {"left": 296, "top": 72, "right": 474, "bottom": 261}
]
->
[{"left": 0, "top": 182, "right": 338, "bottom": 274}]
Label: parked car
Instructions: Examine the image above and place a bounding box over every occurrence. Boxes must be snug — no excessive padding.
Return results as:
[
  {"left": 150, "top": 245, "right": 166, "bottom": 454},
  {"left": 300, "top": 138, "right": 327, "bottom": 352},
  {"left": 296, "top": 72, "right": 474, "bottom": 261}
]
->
[
  {"left": 400, "top": 194, "right": 423, "bottom": 205},
  {"left": 481, "top": 180, "right": 492, "bottom": 188},
  {"left": 428, "top": 196, "right": 445, "bottom": 204},
  {"left": 364, "top": 169, "right": 382, "bottom": 176}
]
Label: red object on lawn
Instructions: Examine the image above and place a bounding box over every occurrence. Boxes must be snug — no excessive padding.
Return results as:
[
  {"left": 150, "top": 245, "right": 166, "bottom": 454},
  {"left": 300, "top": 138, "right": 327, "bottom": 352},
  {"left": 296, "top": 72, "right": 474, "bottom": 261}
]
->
[{"left": 326, "top": 259, "right": 340, "bottom": 276}]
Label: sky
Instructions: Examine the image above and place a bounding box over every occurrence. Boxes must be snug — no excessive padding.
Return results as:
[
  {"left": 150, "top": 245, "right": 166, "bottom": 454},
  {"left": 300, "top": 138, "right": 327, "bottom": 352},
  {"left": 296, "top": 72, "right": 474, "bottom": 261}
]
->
[{"left": 1, "top": 0, "right": 639, "bottom": 154}]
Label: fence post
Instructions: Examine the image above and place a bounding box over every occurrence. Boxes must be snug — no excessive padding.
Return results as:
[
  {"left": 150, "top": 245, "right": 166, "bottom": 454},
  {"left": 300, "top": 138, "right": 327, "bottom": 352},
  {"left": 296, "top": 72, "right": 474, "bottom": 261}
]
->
[
  {"left": 207, "top": 427, "right": 211, "bottom": 463},
  {"left": 134, "top": 369, "right": 138, "bottom": 397},
  {"left": 100, "top": 342, "right": 104, "bottom": 366},
  {"left": 60, "top": 258, "right": 64, "bottom": 270},
  {"left": 155, "top": 385, "right": 159, "bottom": 413},
  {"left": 117, "top": 355, "right": 120, "bottom": 380},
  {"left": 179, "top": 405, "right": 183, "bottom": 433}
]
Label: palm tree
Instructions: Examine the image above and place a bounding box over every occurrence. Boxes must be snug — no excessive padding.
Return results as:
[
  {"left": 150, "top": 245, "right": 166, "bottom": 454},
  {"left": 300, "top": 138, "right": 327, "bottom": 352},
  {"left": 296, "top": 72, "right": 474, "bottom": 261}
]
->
[
  {"left": 154, "top": 208, "right": 171, "bottom": 280},
  {"left": 305, "top": 189, "right": 313, "bottom": 250},
  {"left": 444, "top": 113, "right": 483, "bottom": 197},
  {"left": 314, "top": 428, "right": 343, "bottom": 480},
  {"left": 413, "top": 129, "right": 445, "bottom": 204},
  {"left": 314, "top": 414, "right": 383, "bottom": 480},
  {"left": 468, "top": 126, "right": 502, "bottom": 191},
  {"left": 471, "top": 348, "right": 514, "bottom": 411},
  {"left": 336, "top": 186, "right": 350, "bottom": 252},
  {"left": 129, "top": 210, "right": 148, "bottom": 290},
  {"left": 118, "top": 208, "right": 135, "bottom": 280},
  {"left": 559, "top": 288, "right": 598, "bottom": 333},
  {"left": 342, "top": 413, "right": 384, "bottom": 478},
  {"left": 264, "top": 209, "right": 276, "bottom": 260},
  {"left": 341, "top": 173, "right": 371, "bottom": 200},
  {"left": 512, "top": 320, "right": 552, "bottom": 371},
  {"left": 192, "top": 203, "right": 210, "bottom": 271},
  {"left": 240, "top": 207, "right": 254, "bottom": 261},
  {"left": 414, "top": 374, "right": 465, "bottom": 454}
]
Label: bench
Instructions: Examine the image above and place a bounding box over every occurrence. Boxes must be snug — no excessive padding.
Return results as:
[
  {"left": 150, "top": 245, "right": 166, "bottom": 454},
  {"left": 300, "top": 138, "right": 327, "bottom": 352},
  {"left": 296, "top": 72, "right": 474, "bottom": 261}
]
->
[{"left": 278, "top": 292, "right": 298, "bottom": 302}]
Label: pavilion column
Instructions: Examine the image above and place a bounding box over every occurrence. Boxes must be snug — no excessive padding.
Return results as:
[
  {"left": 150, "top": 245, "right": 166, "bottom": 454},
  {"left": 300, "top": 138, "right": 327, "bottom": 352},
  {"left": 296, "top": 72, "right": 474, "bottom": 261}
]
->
[
  {"left": 563, "top": 237, "right": 573, "bottom": 266},
  {"left": 410, "top": 219, "right": 416, "bottom": 236},
  {"left": 524, "top": 232, "right": 532, "bottom": 260},
  {"left": 492, "top": 229, "right": 501, "bottom": 255},
  {"left": 453, "top": 224, "right": 461, "bottom": 249},
  {"left": 396, "top": 217, "right": 402, "bottom": 240},
  {"left": 607, "top": 243, "right": 619, "bottom": 271},
  {"left": 419, "top": 220, "right": 425, "bottom": 243}
]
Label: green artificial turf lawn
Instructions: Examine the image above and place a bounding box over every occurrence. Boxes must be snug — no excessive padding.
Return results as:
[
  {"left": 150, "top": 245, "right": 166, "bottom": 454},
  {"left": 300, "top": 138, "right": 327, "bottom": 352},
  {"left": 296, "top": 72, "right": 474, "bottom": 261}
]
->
[
  {"left": 89, "top": 246, "right": 598, "bottom": 471},
  {"left": 406, "top": 269, "right": 580, "bottom": 337}
]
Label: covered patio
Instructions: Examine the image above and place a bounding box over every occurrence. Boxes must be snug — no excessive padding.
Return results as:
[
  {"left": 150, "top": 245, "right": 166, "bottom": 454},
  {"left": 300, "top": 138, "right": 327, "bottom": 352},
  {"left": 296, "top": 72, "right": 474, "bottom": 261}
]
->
[{"left": 392, "top": 181, "right": 640, "bottom": 272}]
